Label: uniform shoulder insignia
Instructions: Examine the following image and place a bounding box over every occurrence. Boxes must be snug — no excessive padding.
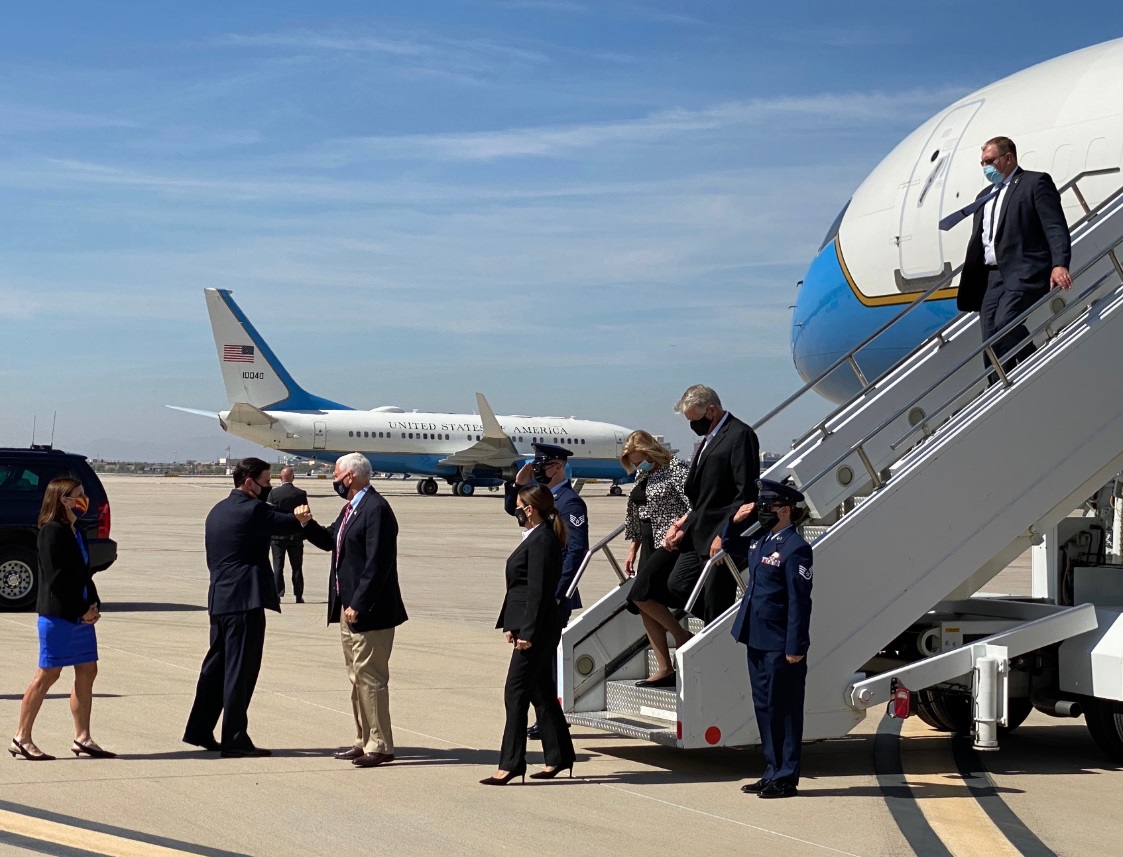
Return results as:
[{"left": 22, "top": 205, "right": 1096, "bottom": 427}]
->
[
  {"left": 570, "top": 514, "right": 587, "bottom": 528},
  {"left": 799, "top": 564, "right": 813, "bottom": 580}
]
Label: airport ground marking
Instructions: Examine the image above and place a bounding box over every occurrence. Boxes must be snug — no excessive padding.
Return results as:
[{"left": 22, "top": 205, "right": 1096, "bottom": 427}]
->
[{"left": 600, "top": 784, "right": 868, "bottom": 857}]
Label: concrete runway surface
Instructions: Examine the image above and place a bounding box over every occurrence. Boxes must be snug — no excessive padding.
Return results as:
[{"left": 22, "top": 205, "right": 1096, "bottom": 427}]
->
[{"left": 1, "top": 475, "right": 1119, "bottom": 857}]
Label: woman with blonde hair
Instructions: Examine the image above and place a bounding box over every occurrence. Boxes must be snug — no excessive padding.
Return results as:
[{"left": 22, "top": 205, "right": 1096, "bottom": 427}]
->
[
  {"left": 10, "top": 477, "right": 114, "bottom": 761},
  {"left": 483, "top": 484, "right": 577, "bottom": 785},
  {"left": 620, "top": 430, "right": 693, "bottom": 687}
]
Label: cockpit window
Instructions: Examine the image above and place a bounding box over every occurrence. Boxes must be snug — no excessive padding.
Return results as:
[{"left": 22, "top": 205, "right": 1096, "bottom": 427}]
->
[{"left": 818, "top": 199, "right": 851, "bottom": 252}]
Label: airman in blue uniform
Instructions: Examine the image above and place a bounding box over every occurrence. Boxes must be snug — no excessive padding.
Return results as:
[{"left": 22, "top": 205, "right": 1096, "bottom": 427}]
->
[
  {"left": 504, "top": 443, "right": 589, "bottom": 740},
  {"left": 725, "top": 479, "right": 813, "bottom": 799}
]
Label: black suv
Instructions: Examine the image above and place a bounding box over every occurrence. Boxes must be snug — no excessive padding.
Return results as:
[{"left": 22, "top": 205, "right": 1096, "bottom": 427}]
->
[{"left": 0, "top": 447, "right": 117, "bottom": 611}]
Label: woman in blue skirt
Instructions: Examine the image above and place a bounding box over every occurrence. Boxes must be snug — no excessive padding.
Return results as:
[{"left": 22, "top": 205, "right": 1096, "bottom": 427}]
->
[{"left": 9, "top": 477, "right": 115, "bottom": 761}]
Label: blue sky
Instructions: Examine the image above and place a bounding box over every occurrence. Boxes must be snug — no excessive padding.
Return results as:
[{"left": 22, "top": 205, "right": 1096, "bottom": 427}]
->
[{"left": 1, "top": 3, "right": 1115, "bottom": 461}]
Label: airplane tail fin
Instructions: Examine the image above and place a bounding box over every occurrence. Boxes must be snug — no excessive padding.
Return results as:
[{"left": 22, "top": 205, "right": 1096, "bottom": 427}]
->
[{"left": 204, "top": 288, "right": 350, "bottom": 412}]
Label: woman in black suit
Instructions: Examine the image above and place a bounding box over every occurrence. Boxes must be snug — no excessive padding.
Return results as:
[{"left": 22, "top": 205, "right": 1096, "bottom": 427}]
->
[
  {"left": 481, "top": 484, "right": 577, "bottom": 785},
  {"left": 10, "top": 477, "right": 115, "bottom": 761}
]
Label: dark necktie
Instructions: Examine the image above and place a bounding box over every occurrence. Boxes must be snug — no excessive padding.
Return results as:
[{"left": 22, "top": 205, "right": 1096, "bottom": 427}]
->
[
  {"left": 938, "top": 185, "right": 1001, "bottom": 232},
  {"left": 335, "top": 503, "right": 353, "bottom": 593}
]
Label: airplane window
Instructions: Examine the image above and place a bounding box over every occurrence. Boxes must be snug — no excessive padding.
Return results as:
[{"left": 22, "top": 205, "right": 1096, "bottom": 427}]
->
[
  {"left": 401, "top": 433, "right": 405, "bottom": 439},
  {"left": 408, "top": 433, "right": 414, "bottom": 439},
  {"left": 581, "top": 439, "right": 585, "bottom": 444},
  {"left": 818, "top": 199, "right": 851, "bottom": 252},
  {"left": 348, "top": 431, "right": 354, "bottom": 437}
]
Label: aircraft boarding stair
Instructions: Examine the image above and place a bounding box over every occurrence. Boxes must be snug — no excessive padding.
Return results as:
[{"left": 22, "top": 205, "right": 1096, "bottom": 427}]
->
[{"left": 559, "top": 169, "right": 1123, "bottom": 750}]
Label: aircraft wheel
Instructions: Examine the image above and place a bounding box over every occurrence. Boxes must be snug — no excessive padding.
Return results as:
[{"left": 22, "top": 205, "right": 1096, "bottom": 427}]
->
[
  {"left": 460, "top": 482, "right": 475, "bottom": 496},
  {"left": 609, "top": 485, "right": 623, "bottom": 496},
  {"left": 422, "top": 478, "right": 439, "bottom": 496},
  {"left": 451, "top": 481, "right": 462, "bottom": 496},
  {"left": 415, "top": 480, "right": 425, "bottom": 495},
  {"left": 1084, "top": 698, "right": 1123, "bottom": 763}
]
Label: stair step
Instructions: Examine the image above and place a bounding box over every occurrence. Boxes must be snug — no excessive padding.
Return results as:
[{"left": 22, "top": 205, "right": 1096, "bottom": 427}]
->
[
  {"left": 605, "top": 680, "right": 676, "bottom": 720},
  {"left": 567, "top": 711, "right": 678, "bottom": 746}
]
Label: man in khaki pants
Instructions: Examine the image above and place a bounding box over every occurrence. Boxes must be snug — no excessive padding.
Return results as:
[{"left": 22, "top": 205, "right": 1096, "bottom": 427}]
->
[{"left": 303, "top": 453, "right": 408, "bottom": 767}]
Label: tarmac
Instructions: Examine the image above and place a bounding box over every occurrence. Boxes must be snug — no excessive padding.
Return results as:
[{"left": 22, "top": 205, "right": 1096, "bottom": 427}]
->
[{"left": 0, "top": 475, "right": 1119, "bottom": 857}]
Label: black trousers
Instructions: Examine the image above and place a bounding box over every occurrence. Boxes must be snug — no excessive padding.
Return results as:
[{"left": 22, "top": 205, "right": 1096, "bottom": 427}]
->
[
  {"left": 979, "top": 268, "right": 1047, "bottom": 380},
  {"left": 271, "top": 539, "right": 304, "bottom": 599},
  {"left": 184, "top": 608, "right": 266, "bottom": 751},
  {"left": 499, "top": 633, "right": 575, "bottom": 772},
  {"left": 666, "top": 534, "right": 736, "bottom": 624},
  {"left": 747, "top": 647, "right": 807, "bottom": 786}
]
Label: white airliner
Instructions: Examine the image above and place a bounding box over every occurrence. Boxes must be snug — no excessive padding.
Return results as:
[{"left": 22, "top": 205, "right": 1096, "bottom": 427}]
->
[
  {"left": 170, "top": 288, "right": 634, "bottom": 496},
  {"left": 792, "top": 37, "right": 1123, "bottom": 403}
]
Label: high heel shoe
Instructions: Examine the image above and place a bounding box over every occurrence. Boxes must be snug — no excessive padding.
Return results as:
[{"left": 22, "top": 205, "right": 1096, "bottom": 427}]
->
[
  {"left": 529, "top": 763, "right": 575, "bottom": 780},
  {"left": 8, "top": 739, "right": 55, "bottom": 761},
  {"left": 479, "top": 765, "right": 527, "bottom": 785},
  {"left": 72, "top": 741, "right": 117, "bottom": 759}
]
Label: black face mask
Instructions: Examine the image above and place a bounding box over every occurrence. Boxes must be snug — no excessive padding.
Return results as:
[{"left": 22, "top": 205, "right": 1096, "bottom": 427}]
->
[
  {"left": 689, "top": 413, "right": 713, "bottom": 436},
  {"left": 757, "top": 506, "right": 781, "bottom": 531},
  {"left": 332, "top": 478, "right": 350, "bottom": 499},
  {"left": 533, "top": 462, "right": 553, "bottom": 485},
  {"left": 256, "top": 483, "right": 271, "bottom": 504},
  {"left": 514, "top": 508, "right": 529, "bottom": 527}
]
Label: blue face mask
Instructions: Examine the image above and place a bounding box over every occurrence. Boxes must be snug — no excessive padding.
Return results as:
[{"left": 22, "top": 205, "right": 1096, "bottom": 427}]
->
[
  {"left": 635, "top": 460, "right": 654, "bottom": 472},
  {"left": 983, "top": 164, "right": 1004, "bottom": 186}
]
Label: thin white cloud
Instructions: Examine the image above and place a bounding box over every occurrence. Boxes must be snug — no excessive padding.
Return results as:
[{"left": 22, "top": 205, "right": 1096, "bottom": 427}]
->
[
  {"left": 0, "top": 102, "right": 136, "bottom": 135},
  {"left": 316, "top": 88, "right": 964, "bottom": 162}
]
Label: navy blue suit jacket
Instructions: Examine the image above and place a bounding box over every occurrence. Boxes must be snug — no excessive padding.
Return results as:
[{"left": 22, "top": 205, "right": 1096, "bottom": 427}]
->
[
  {"left": 957, "top": 168, "right": 1071, "bottom": 313},
  {"left": 729, "top": 526, "right": 813, "bottom": 656},
  {"left": 303, "top": 487, "right": 408, "bottom": 633},
  {"left": 204, "top": 490, "right": 302, "bottom": 615}
]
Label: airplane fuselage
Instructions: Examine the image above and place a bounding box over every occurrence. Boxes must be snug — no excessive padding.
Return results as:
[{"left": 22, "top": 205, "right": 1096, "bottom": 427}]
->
[{"left": 220, "top": 408, "right": 629, "bottom": 481}]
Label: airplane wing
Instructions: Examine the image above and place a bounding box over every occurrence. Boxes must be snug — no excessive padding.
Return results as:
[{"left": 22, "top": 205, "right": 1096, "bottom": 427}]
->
[{"left": 437, "top": 393, "right": 524, "bottom": 477}]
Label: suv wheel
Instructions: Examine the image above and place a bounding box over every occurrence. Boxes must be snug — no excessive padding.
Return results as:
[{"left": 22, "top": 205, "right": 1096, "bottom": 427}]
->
[{"left": 0, "top": 546, "right": 37, "bottom": 611}]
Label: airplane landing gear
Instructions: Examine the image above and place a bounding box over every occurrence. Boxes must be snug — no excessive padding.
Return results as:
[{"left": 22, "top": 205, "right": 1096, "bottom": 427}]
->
[
  {"left": 450, "top": 481, "right": 477, "bottom": 496},
  {"left": 417, "top": 478, "right": 439, "bottom": 496},
  {"left": 609, "top": 484, "right": 623, "bottom": 496}
]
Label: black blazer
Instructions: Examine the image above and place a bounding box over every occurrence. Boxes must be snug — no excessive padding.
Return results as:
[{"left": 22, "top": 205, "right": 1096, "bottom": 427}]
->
[
  {"left": 204, "top": 490, "right": 302, "bottom": 615},
  {"left": 957, "top": 168, "right": 1071, "bottom": 312},
  {"left": 496, "top": 524, "right": 564, "bottom": 645},
  {"left": 683, "top": 413, "right": 760, "bottom": 553},
  {"left": 268, "top": 482, "right": 308, "bottom": 542},
  {"left": 303, "top": 487, "right": 408, "bottom": 633},
  {"left": 37, "top": 521, "right": 100, "bottom": 622}
]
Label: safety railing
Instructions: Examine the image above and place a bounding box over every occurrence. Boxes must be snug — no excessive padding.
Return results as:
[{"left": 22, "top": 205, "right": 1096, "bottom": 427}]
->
[
  {"left": 683, "top": 522, "right": 760, "bottom": 616},
  {"left": 762, "top": 168, "right": 1123, "bottom": 445},
  {"left": 565, "top": 522, "right": 627, "bottom": 600}
]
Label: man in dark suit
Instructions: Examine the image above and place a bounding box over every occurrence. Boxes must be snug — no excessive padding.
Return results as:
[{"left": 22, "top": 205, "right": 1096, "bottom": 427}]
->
[
  {"left": 664, "top": 384, "right": 759, "bottom": 624},
  {"left": 268, "top": 466, "right": 308, "bottom": 602},
  {"left": 957, "top": 136, "right": 1072, "bottom": 378},
  {"left": 303, "top": 453, "right": 408, "bottom": 769},
  {"left": 726, "top": 479, "right": 813, "bottom": 799},
  {"left": 183, "top": 458, "right": 309, "bottom": 757}
]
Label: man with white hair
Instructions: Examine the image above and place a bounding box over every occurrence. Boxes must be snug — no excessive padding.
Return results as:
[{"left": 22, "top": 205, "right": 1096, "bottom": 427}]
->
[{"left": 302, "top": 453, "right": 408, "bottom": 768}]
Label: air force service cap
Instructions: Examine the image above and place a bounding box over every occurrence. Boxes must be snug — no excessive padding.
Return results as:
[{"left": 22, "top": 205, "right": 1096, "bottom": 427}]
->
[
  {"left": 532, "top": 442, "right": 573, "bottom": 463},
  {"left": 757, "top": 478, "right": 805, "bottom": 507}
]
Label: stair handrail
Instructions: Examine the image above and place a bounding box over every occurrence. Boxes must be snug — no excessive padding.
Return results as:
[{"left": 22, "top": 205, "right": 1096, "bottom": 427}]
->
[
  {"left": 566, "top": 522, "right": 628, "bottom": 600},
  {"left": 683, "top": 524, "right": 760, "bottom": 616},
  {"left": 756, "top": 168, "right": 1123, "bottom": 442},
  {"left": 797, "top": 262, "right": 1120, "bottom": 499}
]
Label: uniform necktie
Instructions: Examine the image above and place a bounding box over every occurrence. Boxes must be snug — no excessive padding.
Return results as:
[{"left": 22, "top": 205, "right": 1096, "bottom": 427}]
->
[{"left": 335, "top": 503, "right": 353, "bottom": 593}]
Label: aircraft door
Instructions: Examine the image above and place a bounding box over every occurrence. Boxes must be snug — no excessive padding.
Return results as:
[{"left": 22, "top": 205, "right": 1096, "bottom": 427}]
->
[
  {"left": 897, "top": 100, "right": 983, "bottom": 286},
  {"left": 313, "top": 421, "right": 327, "bottom": 450},
  {"left": 615, "top": 431, "right": 624, "bottom": 458}
]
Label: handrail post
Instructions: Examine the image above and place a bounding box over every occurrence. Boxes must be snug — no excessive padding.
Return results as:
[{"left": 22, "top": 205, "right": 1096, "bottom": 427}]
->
[{"left": 565, "top": 522, "right": 627, "bottom": 600}]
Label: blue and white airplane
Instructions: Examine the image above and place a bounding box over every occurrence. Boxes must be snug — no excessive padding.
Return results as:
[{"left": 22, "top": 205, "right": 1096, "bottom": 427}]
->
[
  {"left": 171, "top": 288, "right": 634, "bottom": 496},
  {"left": 793, "top": 37, "right": 1123, "bottom": 403}
]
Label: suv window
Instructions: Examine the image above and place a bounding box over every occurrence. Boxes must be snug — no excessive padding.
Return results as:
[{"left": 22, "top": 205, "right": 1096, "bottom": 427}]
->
[{"left": 0, "top": 465, "right": 44, "bottom": 493}]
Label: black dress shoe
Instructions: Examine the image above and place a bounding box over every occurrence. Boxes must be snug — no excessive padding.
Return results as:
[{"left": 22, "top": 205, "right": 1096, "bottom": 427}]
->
[
  {"left": 220, "top": 746, "right": 272, "bottom": 758},
  {"left": 334, "top": 747, "right": 364, "bottom": 760},
  {"left": 636, "top": 673, "right": 676, "bottom": 688},
  {"left": 740, "top": 778, "right": 770, "bottom": 794},
  {"left": 527, "top": 724, "right": 541, "bottom": 740},
  {"left": 352, "top": 752, "right": 395, "bottom": 768},
  {"left": 295, "top": 597, "right": 305, "bottom": 603},
  {"left": 758, "top": 781, "right": 798, "bottom": 799},
  {"left": 183, "top": 735, "right": 221, "bottom": 752}
]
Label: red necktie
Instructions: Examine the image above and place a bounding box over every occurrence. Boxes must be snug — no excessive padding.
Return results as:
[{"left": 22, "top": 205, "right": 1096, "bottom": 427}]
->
[{"left": 335, "top": 503, "right": 353, "bottom": 593}]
